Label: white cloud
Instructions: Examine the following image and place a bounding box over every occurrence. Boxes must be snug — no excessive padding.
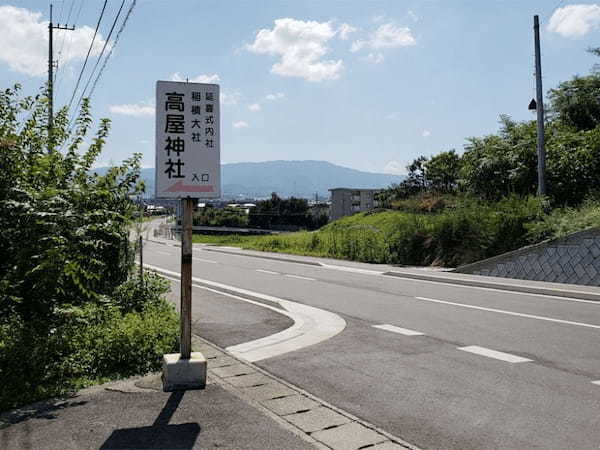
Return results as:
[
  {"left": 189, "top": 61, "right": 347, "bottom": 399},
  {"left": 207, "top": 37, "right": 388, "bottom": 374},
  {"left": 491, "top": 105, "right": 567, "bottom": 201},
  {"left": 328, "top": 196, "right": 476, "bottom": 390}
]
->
[
  {"left": 0, "top": 5, "right": 108, "bottom": 77},
  {"left": 422, "top": 130, "right": 431, "bottom": 137},
  {"left": 221, "top": 91, "right": 241, "bottom": 106},
  {"left": 233, "top": 121, "right": 249, "bottom": 128},
  {"left": 338, "top": 23, "right": 358, "bottom": 40},
  {"left": 170, "top": 72, "right": 221, "bottom": 83},
  {"left": 248, "top": 103, "right": 261, "bottom": 112},
  {"left": 548, "top": 4, "right": 600, "bottom": 38},
  {"left": 383, "top": 160, "right": 406, "bottom": 175},
  {"left": 408, "top": 10, "right": 419, "bottom": 23},
  {"left": 246, "top": 18, "right": 343, "bottom": 82},
  {"left": 109, "top": 102, "right": 155, "bottom": 117},
  {"left": 352, "top": 23, "right": 416, "bottom": 52},
  {"left": 139, "top": 139, "right": 150, "bottom": 144},
  {"left": 265, "top": 92, "right": 285, "bottom": 101},
  {"left": 367, "top": 52, "right": 384, "bottom": 64}
]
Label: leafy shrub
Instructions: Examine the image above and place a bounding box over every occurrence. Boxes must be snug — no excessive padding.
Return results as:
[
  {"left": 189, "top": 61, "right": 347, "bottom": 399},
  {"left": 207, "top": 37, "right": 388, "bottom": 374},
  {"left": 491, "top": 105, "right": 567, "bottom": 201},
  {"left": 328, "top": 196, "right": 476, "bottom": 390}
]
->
[
  {"left": 0, "top": 274, "right": 178, "bottom": 412},
  {"left": 0, "top": 85, "right": 178, "bottom": 412}
]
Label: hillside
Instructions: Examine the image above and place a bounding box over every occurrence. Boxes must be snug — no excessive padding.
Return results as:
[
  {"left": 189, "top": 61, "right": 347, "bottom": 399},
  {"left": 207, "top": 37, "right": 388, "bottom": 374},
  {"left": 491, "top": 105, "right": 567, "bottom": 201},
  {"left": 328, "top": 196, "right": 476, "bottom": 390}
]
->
[{"left": 93, "top": 161, "right": 404, "bottom": 199}]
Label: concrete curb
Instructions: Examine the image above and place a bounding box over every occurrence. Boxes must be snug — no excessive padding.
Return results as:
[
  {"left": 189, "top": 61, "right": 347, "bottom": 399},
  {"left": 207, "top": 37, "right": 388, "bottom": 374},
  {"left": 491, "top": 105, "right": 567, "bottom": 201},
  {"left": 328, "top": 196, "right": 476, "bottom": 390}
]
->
[
  {"left": 193, "top": 335, "right": 419, "bottom": 450},
  {"left": 203, "top": 247, "right": 322, "bottom": 266},
  {"left": 383, "top": 270, "right": 600, "bottom": 302}
]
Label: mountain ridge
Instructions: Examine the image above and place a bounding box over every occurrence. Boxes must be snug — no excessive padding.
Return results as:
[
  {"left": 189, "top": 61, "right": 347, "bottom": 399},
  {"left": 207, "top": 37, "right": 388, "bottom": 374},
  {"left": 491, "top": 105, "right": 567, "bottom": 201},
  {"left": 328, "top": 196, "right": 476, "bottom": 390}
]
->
[{"left": 93, "top": 160, "right": 404, "bottom": 199}]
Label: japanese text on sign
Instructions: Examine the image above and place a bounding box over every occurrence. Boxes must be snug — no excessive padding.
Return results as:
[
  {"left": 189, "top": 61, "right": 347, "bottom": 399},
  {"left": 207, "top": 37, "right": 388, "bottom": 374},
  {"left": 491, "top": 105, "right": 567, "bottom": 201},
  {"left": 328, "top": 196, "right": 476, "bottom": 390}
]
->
[{"left": 155, "top": 81, "right": 220, "bottom": 198}]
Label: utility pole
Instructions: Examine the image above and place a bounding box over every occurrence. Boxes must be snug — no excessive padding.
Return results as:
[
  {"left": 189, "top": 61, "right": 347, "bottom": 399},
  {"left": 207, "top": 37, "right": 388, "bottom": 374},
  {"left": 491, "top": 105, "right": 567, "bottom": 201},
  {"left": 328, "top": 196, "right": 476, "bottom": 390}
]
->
[
  {"left": 533, "top": 15, "right": 546, "bottom": 196},
  {"left": 48, "top": 3, "right": 75, "bottom": 153}
]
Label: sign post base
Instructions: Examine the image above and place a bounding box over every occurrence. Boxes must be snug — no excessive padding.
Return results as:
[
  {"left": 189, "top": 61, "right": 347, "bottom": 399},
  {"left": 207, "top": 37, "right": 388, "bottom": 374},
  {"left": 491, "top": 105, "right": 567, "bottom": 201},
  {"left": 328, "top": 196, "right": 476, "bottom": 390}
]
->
[{"left": 162, "top": 352, "right": 207, "bottom": 391}]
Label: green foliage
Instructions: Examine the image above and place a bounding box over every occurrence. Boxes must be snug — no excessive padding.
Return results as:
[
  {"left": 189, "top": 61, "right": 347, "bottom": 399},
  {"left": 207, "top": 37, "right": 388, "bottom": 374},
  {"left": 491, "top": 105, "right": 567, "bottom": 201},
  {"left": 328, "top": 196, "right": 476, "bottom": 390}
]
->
[
  {"left": 249, "top": 193, "right": 327, "bottom": 230},
  {"left": 194, "top": 205, "right": 249, "bottom": 227},
  {"left": 526, "top": 198, "right": 600, "bottom": 242},
  {"left": 548, "top": 73, "right": 600, "bottom": 131},
  {"left": 193, "top": 196, "right": 549, "bottom": 267},
  {"left": 0, "top": 274, "right": 178, "bottom": 412},
  {"left": 0, "top": 85, "right": 178, "bottom": 412}
]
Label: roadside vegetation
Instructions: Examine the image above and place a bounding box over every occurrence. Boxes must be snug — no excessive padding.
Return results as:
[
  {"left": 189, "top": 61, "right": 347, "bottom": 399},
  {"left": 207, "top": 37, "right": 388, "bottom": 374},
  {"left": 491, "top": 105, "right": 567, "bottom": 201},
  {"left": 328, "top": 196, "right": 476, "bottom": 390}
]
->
[
  {"left": 0, "top": 85, "right": 178, "bottom": 412},
  {"left": 195, "top": 49, "right": 600, "bottom": 266}
]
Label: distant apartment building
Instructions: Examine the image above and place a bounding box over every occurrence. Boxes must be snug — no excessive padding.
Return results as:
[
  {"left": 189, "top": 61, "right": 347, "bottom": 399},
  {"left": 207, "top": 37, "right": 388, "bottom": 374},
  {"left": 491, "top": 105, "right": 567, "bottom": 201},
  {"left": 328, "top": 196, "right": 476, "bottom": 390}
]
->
[{"left": 328, "top": 188, "right": 381, "bottom": 221}]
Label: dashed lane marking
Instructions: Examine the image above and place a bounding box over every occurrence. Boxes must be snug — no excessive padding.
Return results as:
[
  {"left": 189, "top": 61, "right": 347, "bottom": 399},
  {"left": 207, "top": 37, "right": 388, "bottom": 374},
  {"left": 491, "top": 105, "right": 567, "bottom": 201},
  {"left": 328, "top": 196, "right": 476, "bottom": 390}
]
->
[
  {"left": 458, "top": 345, "right": 533, "bottom": 363},
  {"left": 256, "top": 269, "right": 280, "bottom": 275},
  {"left": 592, "top": 380, "right": 600, "bottom": 386},
  {"left": 373, "top": 324, "right": 425, "bottom": 336},
  {"left": 415, "top": 296, "right": 600, "bottom": 330},
  {"left": 192, "top": 257, "right": 218, "bottom": 264},
  {"left": 285, "top": 274, "right": 316, "bottom": 281},
  {"left": 155, "top": 250, "right": 171, "bottom": 256}
]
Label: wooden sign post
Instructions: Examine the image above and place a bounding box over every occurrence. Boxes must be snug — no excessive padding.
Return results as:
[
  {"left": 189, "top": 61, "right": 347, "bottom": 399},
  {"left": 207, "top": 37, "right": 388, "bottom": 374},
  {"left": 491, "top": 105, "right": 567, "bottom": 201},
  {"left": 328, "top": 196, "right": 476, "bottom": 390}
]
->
[
  {"left": 180, "top": 197, "right": 194, "bottom": 359},
  {"left": 156, "top": 80, "right": 220, "bottom": 391}
]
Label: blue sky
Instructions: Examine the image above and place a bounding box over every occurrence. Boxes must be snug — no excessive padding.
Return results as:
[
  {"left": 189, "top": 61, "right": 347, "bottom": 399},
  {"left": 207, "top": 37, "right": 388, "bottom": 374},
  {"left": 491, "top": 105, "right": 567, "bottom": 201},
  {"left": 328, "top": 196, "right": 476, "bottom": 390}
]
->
[{"left": 1, "top": 1, "right": 600, "bottom": 174}]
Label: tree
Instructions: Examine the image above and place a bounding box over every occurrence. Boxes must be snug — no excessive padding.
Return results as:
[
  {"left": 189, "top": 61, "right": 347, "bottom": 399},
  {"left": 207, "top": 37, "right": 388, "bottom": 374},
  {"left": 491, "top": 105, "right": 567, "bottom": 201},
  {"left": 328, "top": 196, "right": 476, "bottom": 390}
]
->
[
  {"left": 0, "top": 84, "right": 144, "bottom": 324},
  {"left": 425, "top": 150, "right": 461, "bottom": 193},
  {"left": 548, "top": 73, "right": 600, "bottom": 131}
]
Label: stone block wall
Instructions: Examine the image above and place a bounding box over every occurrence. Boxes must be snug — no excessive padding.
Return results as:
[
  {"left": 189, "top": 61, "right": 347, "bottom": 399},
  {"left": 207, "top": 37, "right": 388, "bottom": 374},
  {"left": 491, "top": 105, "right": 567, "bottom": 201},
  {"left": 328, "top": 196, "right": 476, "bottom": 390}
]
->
[{"left": 455, "top": 228, "right": 600, "bottom": 286}]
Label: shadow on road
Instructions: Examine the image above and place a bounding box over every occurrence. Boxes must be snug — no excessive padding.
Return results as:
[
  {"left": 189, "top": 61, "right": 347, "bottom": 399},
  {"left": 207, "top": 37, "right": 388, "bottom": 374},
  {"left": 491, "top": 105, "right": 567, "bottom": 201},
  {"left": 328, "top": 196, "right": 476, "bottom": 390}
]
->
[{"left": 100, "top": 391, "right": 201, "bottom": 450}]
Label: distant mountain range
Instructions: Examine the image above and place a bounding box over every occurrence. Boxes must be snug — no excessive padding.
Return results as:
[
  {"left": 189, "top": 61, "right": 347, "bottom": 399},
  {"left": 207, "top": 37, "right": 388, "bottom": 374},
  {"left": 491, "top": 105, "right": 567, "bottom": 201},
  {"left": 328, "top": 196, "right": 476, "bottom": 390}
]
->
[{"left": 93, "top": 160, "right": 405, "bottom": 199}]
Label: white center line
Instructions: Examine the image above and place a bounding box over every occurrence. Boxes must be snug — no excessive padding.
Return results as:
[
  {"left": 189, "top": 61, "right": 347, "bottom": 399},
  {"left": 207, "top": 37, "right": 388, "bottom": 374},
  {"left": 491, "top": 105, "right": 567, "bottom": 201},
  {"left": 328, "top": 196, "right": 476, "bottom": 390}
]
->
[
  {"left": 285, "top": 274, "right": 316, "bottom": 281},
  {"left": 458, "top": 346, "right": 532, "bottom": 363},
  {"left": 592, "top": 380, "right": 600, "bottom": 386},
  {"left": 373, "top": 324, "right": 425, "bottom": 336},
  {"left": 256, "top": 269, "right": 280, "bottom": 275},
  {"left": 415, "top": 296, "right": 600, "bottom": 330},
  {"left": 156, "top": 250, "right": 171, "bottom": 256},
  {"left": 192, "top": 257, "right": 217, "bottom": 264}
]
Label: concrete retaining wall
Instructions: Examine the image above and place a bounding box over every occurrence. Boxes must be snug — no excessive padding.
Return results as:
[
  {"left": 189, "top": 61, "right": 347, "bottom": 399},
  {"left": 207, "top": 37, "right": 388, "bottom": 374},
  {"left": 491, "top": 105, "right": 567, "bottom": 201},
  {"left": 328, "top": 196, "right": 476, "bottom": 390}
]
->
[{"left": 455, "top": 228, "right": 600, "bottom": 286}]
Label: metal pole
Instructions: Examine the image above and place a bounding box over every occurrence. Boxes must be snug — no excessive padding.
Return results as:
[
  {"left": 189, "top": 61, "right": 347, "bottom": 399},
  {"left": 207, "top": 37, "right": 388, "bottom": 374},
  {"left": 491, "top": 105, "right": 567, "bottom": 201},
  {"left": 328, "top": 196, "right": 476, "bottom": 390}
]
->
[
  {"left": 139, "top": 235, "right": 143, "bottom": 286},
  {"left": 48, "top": 4, "right": 53, "bottom": 153},
  {"left": 534, "top": 15, "right": 546, "bottom": 196},
  {"left": 180, "top": 197, "right": 193, "bottom": 359}
]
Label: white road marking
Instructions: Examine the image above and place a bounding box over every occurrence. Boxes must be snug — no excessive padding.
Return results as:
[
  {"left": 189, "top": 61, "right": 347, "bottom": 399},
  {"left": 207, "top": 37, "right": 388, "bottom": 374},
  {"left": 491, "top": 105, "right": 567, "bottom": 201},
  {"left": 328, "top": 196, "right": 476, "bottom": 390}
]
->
[
  {"left": 156, "top": 250, "right": 171, "bottom": 256},
  {"left": 592, "top": 380, "right": 600, "bottom": 386},
  {"left": 320, "top": 263, "right": 384, "bottom": 276},
  {"left": 285, "top": 274, "right": 316, "bottom": 281},
  {"left": 192, "top": 257, "right": 217, "bottom": 264},
  {"left": 458, "top": 346, "right": 532, "bottom": 363},
  {"left": 145, "top": 264, "right": 346, "bottom": 362},
  {"left": 401, "top": 275, "right": 600, "bottom": 305},
  {"left": 256, "top": 269, "right": 280, "bottom": 275},
  {"left": 373, "top": 324, "right": 425, "bottom": 336},
  {"left": 416, "top": 296, "right": 600, "bottom": 330}
]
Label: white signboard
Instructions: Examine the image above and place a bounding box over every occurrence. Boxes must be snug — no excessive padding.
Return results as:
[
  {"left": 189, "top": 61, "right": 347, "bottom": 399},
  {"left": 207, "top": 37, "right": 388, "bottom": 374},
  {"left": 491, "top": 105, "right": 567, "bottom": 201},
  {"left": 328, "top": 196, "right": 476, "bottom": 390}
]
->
[{"left": 155, "top": 80, "right": 220, "bottom": 198}]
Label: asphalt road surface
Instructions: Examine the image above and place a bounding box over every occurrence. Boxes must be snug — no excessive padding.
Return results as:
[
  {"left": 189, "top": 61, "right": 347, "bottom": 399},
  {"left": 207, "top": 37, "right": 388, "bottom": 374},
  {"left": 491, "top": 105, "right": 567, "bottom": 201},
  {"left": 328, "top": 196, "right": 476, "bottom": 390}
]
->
[{"left": 142, "top": 239, "right": 600, "bottom": 450}]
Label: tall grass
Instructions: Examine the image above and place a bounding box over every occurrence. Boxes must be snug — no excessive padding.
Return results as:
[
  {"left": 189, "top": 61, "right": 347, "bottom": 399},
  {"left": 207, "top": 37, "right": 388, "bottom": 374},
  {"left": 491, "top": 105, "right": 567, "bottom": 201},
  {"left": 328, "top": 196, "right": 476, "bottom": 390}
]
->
[{"left": 193, "top": 196, "right": 599, "bottom": 267}]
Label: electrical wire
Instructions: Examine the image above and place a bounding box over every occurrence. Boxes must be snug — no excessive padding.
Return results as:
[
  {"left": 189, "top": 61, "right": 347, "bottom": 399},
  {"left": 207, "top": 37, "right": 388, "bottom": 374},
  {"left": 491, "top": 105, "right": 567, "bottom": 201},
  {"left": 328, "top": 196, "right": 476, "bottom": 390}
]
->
[
  {"left": 65, "top": 0, "right": 108, "bottom": 115},
  {"left": 63, "top": 0, "right": 137, "bottom": 139},
  {"left": 54, "top": 0, "right": 83, "bottom": 95},
  {"left": 70, "top": 0, "right": 127, "bottom": 120}
]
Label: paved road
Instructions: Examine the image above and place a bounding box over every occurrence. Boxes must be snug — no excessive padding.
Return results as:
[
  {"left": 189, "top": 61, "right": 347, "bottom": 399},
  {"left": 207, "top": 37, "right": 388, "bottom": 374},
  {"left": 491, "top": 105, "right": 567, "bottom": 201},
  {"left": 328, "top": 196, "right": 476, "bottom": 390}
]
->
[{"left": 142, "top": 239, "right": 600, "bottom": 450}]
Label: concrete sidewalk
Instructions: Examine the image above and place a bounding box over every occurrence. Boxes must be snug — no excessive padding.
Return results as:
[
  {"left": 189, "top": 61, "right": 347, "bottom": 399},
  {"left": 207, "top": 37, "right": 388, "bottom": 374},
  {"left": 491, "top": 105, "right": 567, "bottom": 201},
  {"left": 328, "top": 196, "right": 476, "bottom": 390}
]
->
[{"left": 0, "top": 337, "right": 413, "bottom": 450}]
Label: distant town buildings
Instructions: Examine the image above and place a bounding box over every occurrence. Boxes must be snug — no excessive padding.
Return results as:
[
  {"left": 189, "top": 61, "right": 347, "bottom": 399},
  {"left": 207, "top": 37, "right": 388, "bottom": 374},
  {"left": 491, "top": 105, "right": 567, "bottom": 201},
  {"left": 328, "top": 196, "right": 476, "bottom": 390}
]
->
[{"left": 328, "top": 188, "right": 381, "bottom": 221}]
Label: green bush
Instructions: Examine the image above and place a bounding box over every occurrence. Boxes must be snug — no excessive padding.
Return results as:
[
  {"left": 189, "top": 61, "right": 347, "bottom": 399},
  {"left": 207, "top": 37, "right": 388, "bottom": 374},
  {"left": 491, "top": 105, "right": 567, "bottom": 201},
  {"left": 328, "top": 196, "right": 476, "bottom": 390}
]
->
[
  {"left": 192, "top": 196, "right": 552, "bottom": 267},
  {"left": 0, "top": 85, "right": 179, "bottom": 412},
  {"left": 0, "top": 273, "right": 178, "bottom": 412}
]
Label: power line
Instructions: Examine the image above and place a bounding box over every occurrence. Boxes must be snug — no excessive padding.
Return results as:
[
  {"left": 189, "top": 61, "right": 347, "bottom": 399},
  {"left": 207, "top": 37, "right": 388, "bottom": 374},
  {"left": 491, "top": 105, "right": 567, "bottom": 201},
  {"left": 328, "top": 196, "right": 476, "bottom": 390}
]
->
[
  {"left": 70, "top": 0, "right": 127, "bottom": 120},
  {"left": 87, "top": 0, "right": 137, "bottom": 100},
  {"left": 65, "top": 0, "right": 108, "bottom": 115},
  {"left": 53, "top": 0, "right": 75, "bottom": 84},
  {"left": 64, "top": 0, "right": 137, "bottom": 139},
  {"left": 54, "top": 0, "right": 84, "bottom": 95}
]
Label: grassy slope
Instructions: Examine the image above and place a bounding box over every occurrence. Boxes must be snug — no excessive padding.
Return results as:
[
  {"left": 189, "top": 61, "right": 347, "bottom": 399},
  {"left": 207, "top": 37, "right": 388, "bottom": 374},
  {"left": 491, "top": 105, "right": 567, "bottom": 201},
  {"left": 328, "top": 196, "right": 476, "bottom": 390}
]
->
[{"left": 192, "top": 202, "right": 600, "bottom": 266}]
